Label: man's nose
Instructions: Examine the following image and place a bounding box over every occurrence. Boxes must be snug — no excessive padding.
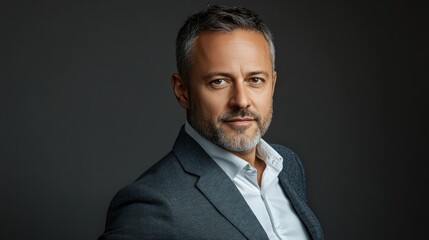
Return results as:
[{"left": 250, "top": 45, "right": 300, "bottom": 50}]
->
[{"left": 229, "top": 83, "right": 251, "bottom": 109}]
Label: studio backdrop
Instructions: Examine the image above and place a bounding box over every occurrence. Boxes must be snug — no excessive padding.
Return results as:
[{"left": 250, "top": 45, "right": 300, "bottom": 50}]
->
[{"left": 1, "top": 0, "right": 426, "bottom": 239}]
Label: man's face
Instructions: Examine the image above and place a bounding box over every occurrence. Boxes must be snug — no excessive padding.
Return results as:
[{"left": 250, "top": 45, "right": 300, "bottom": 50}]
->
[{"left": 180, "top": 29, "right": 276, "bottom": 153}]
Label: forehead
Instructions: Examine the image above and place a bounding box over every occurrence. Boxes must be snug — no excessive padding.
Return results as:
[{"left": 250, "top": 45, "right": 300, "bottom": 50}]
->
[{"left": 191, "top": 29, "right": 272, "bottom": 74}]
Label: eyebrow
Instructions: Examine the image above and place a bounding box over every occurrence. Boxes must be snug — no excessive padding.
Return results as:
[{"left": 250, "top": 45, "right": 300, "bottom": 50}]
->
[
  {"left": 202, "top": 71, "right": 270, "bottom": 80},
  {"left": 248, "top": 71, "right": 270, "bottom": 78},
  {"left": 202, "top": 72, "right": 233, "bottom": 80}
]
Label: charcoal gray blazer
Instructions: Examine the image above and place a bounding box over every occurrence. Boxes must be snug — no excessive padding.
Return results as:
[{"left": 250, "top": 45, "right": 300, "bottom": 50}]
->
[{"left": 99, "top": 127, "right": 324, "bottom": 240}]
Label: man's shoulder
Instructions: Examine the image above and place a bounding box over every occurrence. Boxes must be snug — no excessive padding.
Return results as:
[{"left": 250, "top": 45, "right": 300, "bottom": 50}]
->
[
  {"left": 100, "top": 154, "right": 180, "bottom": 239},
  {"left": 133, "top": 151, "right": 188, "bottom": 187},
  {"left": 108, "top": 151, "right": 194, "bottom": 208}
]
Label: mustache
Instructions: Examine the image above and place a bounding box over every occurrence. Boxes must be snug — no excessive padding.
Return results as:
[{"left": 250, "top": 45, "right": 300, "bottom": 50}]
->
[{"left": 219, "top": 109, "right": 261, "bottom": 122}]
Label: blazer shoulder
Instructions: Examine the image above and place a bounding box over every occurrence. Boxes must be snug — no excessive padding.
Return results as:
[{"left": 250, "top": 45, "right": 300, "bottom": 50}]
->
[
  {"left": 100, "top": 152, "right": 184, "bottom": 240},
  {"left": 100, "top": 179, "right": 176, "bottom": 239},
  {"left": 135, "top": 151, "right": 180, "bottom": 182}
]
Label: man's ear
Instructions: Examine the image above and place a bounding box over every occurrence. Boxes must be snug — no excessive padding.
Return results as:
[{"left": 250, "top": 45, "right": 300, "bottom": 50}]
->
[
  {"left": 272, "top": 71, "right": 277, "bottom": 96},
  {"left": 171, "top": 73, "right": 190, "bottom": 109}
]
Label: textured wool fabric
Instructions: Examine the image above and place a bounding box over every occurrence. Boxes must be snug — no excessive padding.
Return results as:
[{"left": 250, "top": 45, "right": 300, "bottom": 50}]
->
[{"left": 99, "top": 126, "right": 324, "bottom": 240}]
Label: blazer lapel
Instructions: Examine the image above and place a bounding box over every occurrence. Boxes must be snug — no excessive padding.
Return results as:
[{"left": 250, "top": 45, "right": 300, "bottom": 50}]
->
[
  {"left": 172, "top": 127, "right": 269, "bottom": 240},
  {"left": 196, "top": 169, "right": 269, "bottom": 240},
  {"left": 278, "top": 171, "right": 322, "bottom": 239}
]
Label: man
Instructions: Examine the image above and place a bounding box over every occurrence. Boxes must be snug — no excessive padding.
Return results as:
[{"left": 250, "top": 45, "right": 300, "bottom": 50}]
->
[{"left": 99, "top": 5, "right": 323, "bottom": 240}]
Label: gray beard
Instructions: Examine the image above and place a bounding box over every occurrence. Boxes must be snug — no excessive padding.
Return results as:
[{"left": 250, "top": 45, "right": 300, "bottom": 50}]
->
[{"left": 188, "top": 104, "right": 272, "bottom": 152}]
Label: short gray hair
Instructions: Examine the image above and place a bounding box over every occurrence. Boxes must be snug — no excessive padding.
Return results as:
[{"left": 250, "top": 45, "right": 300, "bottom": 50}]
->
[{"left": 175, "top": 5, "right": 275, "bottom": 85}]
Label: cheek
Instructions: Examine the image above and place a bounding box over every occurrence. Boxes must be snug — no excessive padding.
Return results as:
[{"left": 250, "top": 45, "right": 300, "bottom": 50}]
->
[
  {"left": 202, "top": 98, "right": 225, "bottom": 117},
  {"left": 253, "top": 92, "right": 273, "bottom": 110},
  {"left": 194, "top": 92, "right": 225, "bottom": 117}
]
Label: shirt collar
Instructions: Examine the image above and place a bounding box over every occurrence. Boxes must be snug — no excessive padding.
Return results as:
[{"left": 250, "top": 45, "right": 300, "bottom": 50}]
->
[{"left": 185, "top": 122, "right": 283, "bottom": 180}]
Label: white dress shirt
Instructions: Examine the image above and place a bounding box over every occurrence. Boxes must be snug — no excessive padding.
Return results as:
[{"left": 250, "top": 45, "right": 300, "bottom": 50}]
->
[{"left": 185, "top": 122, "right": 309, "bottom": 240}]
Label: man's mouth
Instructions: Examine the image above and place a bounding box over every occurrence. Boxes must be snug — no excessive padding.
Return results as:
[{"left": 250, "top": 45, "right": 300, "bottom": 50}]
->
[
  {"left": 224, "top": 117, "right": 255, "bottom": 122},
  {"left": 219, "top": 109, "right": 261, "bottom": 126},
  {"left": 223, "top": 117, "right": 255, "bottom": 125}
]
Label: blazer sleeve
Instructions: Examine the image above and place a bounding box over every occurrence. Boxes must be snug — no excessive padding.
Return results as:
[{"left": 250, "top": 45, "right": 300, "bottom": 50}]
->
[{"left": 98, "top": 183, "right": 175, "bottom": 240}]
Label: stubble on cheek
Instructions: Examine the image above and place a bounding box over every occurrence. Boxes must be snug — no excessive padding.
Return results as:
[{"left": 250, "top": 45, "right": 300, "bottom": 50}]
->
[{"left": 187, "top": 97, "right": 273, "bottom": 152}]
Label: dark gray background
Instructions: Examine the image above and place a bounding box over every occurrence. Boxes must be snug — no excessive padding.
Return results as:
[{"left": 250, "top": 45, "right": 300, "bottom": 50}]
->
[{"left": 1, "top": 0, "right": 427, "bottom": 239}]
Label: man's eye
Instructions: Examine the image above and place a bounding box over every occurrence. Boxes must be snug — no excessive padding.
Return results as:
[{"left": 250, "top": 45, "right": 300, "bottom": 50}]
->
[
  {"left": 210, "top": 79, "right": 227, "bottom": 87},
  {"left": 250, "top": 77, "right": 263, "bottom": 84}
]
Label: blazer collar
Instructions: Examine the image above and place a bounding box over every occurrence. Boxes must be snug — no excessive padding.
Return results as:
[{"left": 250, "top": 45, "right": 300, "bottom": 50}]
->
[{"left": 172, "top": 126, "right": 269, "bottom": 240}]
